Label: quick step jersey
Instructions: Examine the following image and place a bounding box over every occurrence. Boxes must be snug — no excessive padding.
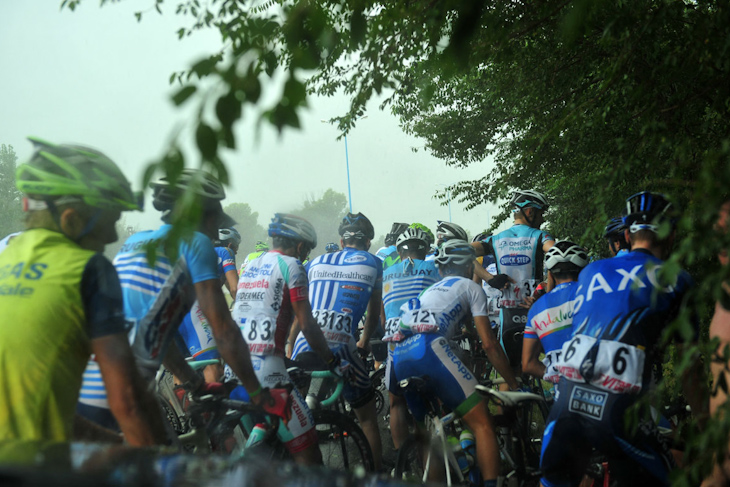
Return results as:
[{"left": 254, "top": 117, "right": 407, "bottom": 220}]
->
[
  {"left": 382, "top": 258, "right": 439, "bottom": 342},
  {"left": 399, "top": 275, "right": 487, "bottom": 339},
  {"left": 554, "top": 249, "right": 692, "bottom": 394},
  {"left": 525, "top": 281, "right": 578, "bottom": 382},
  {"left": 231, "top": 250, "right": 308, "bottom": 357},
  {"left": 306, "top": 247, "right": 382, "bottom": 346},
  {"left": 483, "top": 224, "right": 553, "bottom": 308}
]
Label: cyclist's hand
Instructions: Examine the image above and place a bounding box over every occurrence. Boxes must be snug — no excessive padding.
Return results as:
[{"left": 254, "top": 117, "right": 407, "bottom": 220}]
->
[
  {"left": 255, "top": 388, "right": 292, "bottom": 425},
  {"left": 519, "top": 295, "right": 537, "bottom": 309},
  {"left": 329, "top": 355, "right": 353, "bottom": 381},
  {"left": 487, "top": 273, "right": 513, "bottom": 290}
]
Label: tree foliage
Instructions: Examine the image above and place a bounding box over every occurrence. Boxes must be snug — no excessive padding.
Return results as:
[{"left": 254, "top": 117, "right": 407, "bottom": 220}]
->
[
  {"left": 290, "top": 188, "right": 348, "bottom": 256},
  {"left": 0, "top": 144, "right": 24, "bottom": 238},
  {"left": 66, "top": 1, "right": 730, "bottom": 481},
  {"left": 223, "top": 201, "right": 268, "bottom": 257}
]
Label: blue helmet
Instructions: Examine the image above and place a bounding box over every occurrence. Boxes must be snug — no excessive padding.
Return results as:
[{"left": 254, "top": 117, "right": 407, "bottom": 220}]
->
[
  {"left": 325, "top": 242, "right": 340, "bottom": 253},
  {"left": 269, "top": 213, "right": 317, "bottom": 249},
  {"left": 510, "top": 190, "right": 549, "bottom": 211}
]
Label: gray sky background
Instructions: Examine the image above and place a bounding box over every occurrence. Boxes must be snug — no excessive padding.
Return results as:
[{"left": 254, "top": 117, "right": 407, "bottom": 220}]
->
[{"left": 1, "top": 1, "right": 504, "bottom": 246}]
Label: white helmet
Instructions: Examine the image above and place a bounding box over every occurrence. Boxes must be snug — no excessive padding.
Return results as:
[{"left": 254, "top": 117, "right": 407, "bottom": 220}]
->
[
  {"left": 434, "top": 239, "right": 475, "bottom": 268},
  {"left": 436, "top": 220, "right": 468, "bottom": 243},
  {"left": 545, "top": 240, "right": 589, "bottom": 272},
  {"left": 396, "top": 227, "right": 429, "bottom": 252},
  {"left": 510, "top": 190, "right": 549, "bottom": 211}
]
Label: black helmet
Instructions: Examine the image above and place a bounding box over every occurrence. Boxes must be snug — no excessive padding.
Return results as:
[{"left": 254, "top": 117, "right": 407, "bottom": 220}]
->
[
  {"left": 339, "top": 212, "right": 375, "bottom": 240},
  {"left": 603, "top": 217, "right": 626, "bottom": 239},
  {"left": 623, "top": 192, "right": 675, "bottom": 233},
  {"left": 384, "top": 222, "right": 409, "bottom": 246},
  {"left": 150, "top": 168, "right": 226, "bottom": 211}
]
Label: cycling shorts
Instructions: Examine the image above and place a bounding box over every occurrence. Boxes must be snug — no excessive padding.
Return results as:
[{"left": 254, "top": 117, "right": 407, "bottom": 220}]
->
[
  {"left": 384, "top": 345, "right": 402, "bottom": 396},
  {"left": 393, "top": 333, "right": 480, "bottom": 423},
  {"left": 233, "top": 355, "right": 317, "bottom": 454},
  {"left": 178, "top": 300, "right": 220, "bottom": 361},
  {"left": 540, "top": 378, "right": 674, "bottom": 487}
]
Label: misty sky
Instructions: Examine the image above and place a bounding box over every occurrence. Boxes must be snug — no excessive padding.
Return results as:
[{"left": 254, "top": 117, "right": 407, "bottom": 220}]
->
[{"left": 1, "top": 1, "right": 505, "bottom": 247}]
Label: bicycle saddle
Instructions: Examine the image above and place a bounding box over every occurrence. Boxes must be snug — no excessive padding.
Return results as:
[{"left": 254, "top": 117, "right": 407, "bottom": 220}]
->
[
  {"left": 475, "top": 385, "right": 543, "bottom": 407},
  {"left": 399, "top": 376, "right": 430, "bottom": 392}
]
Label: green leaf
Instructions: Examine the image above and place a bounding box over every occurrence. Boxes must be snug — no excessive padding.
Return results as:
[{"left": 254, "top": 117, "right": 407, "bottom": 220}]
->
[
  {"left": 215, "top": 91, "right": 242, "bottom": 128},
  {"left": 350, "top": 9, "right": 366, "bottom": 47},
  {"left": 195, "top": 123, "right": 218, "bottom": 161},
  {"left": 171, "top": 85, "right": 196, "bottom": 106},
  {"left": 283, "top": 77, "right": 307, "bottom": 107}
]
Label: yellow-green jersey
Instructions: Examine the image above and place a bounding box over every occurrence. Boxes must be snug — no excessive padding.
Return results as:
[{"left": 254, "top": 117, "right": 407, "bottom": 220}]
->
[{"left": 0, "top": 229, "right": 127, "bottom": 449}]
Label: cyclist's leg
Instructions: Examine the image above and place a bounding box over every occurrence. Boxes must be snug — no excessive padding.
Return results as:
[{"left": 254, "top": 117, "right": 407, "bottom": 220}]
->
[
  {"left": 249, "top": 355, "right": 322, "bottom": 465},
  {"left": 385, "top": 345, "right": 409, "bottom": 449},
  {"left": 337, "top": 344, "right": 382, "bottom": 470},
  {"left": 178, "top": 305, "right": 222, "bottom": 382},
  {"left": 425, "top": 335, "right": 501, "bottom": 481}
]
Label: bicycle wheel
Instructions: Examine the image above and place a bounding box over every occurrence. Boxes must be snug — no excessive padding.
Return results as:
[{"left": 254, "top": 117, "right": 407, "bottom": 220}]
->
[
  {"left": 396, "top": 435, "right": 458, "bottom": 484},
  {"left": 312, "top": 409, "right": 375, "bottom": 472},
  {"left": 517, "top": 397, "right": 550, "bottom": 469}
]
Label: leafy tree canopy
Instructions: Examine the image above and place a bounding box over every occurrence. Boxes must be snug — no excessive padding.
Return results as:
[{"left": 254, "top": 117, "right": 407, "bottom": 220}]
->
[
  {"left": 290, "top": 188, "right": 348, "bottom": 256},
  {"left": 223, "top": 201, "right": 268, "bottom": 257}
]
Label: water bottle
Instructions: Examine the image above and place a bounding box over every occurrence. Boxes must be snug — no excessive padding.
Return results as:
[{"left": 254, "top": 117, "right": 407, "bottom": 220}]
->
[
  {"left": 447, "top": 435, "right": 470, "bottom": 474},
  {"left": 460, "top": 429, "right": 476, "bottom": 466},
  {"left": 245, "top": 423, "right": 268, "bottom": 448}
]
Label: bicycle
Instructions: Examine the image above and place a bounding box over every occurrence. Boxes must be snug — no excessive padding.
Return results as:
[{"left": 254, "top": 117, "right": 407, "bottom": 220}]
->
[
  {"left": 157, "top": 359, "right": 375, "bottom": 472},
  {"left": 395, "top": 376, "right": 546, "bottom": 486}
]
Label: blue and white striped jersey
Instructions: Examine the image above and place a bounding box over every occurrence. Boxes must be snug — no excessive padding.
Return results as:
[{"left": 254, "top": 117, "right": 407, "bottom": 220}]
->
[
  {"left": 305, "top": 247, "right": 382, "bottom": 346},
  {"left": 382, "top": 258, "right": 439, "bottom": 342}
]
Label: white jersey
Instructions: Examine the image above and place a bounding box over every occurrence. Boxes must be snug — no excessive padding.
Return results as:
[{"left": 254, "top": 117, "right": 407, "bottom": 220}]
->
[
  {"left": 232, "top": 250, "right": 308, "bottom": 357},
  {"left": 399, "top": 275, "right": 487, "bottom": 339}
]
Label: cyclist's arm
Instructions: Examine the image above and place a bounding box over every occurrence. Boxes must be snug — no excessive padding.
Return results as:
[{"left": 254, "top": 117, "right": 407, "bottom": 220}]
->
[
  {"left": 471, "top": 241, "right": 486, "bottom": 257},
  {"left": 358, "top": 288, "right": 382, "bottom": 348},
  {"left": 473, "top": 263, "right": 495, "bottom": 283},
  {"left": 287, "top": 317, "right": 301, "bottom": 358},
  {"left": 94, "top": 333, "right": 167, "bottom": 446},
  {"left": 195, "top": 278, "right": 263, "bottom": 398},
  {"left": 291, "top": 299, "right": 335, "bottom": 363},
  {"left": 542, "top": 238, "right": 555, "bottom": 253},
  {"left": 521, "top": 337, "right": 545, "bottom": 379},
  {"left": 224, "top": 268, "right": 238, "bottom": 300},
  {"left": 474, "top": 315, "right": 519, "bottom": 389},
  {"left": 162, "top": 341, "right": 201, "bottom": 386}
]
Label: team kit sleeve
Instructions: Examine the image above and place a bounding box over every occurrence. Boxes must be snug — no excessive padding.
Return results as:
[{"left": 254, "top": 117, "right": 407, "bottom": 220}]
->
[
  {"left": 182, "top": 234, "right": 220, "bottom": 283},
  {"left": 467, "top": 280, "right": 489, "bottom": 317},
  {"left": 288, "top": 259, "right": 310, "bottom": 302},
  {"left": 525, "top": 305, "right": 539, "bottom": 339},
  {"left": 217, "top": 247, "right": 237, "bottom": 274},
  {"left": 81, "top": 254, "right": 130, "bottom": 338}
]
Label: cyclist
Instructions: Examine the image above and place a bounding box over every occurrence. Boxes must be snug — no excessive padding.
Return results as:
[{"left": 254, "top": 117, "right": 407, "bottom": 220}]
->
[
  {"left": 176, "top": 227, "right": 241, "bottom": 383},
  {"left": 291, "top": 212, "right": 384, "bottom": 470},
  {"left": 604, "top": 217, "right": 630, "bottom": 257},
  {"left": 522, "top": 240, "right": 588, "bottom": 383},
  {"left": 376, "top": 222, "right": 409, "bottom": 269},
  {"left": 325, "top": 242, "right": 340, "bottom": 253},
  {"left": 393, "top": 240, "right": 519, "bottom": 486},
  {"left": 0, "top": 138, "right": 166, "bottom": 457},
  {"left": 381, "top": 227, "right": 440, "bottom": 451},
  {"left": 541, "top": 192, "right": 702, "bottom": 486},
  {"left": 78, "top": 169, "right": 287, "bottom": 430},
  {"left": 472, "top": 189, "right": 555, "bottom": 368},
  {"left": 231, "top": 213, "right": 340, "bottom": 466},
  {"left": 240, "top": 240, "right": 269, "bottom": 273}
]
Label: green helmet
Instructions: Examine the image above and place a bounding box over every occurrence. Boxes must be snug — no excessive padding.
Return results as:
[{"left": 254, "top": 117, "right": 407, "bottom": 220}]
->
[
  {"left": 408, "top": 223, "right": 434, "bottom": 245},
  {"left": 255, "top": 240, "right": 269, "bottom": 252},
  {"left": 16, "top": 137, "right": 139, "bottom": 212}
]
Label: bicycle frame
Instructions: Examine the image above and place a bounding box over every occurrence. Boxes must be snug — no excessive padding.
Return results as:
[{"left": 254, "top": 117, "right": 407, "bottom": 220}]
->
[{"left": 422, "top": 410, "right": 465, "bottom": 486}]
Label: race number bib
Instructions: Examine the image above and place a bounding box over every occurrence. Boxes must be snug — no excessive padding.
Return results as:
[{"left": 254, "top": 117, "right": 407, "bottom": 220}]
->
[
  {"left": 500, "top": 279, "right": 539, "bottom": 308},
  {"left": 555, "top": 334, "right": 596, "bottom": 382},
  {"left": 556, "top": 334, "right": 645, "bottom": 394},
  {"left": 591, "top": 341, "right": 644, "bottom": 394},
  {"left": 542, "top": 349, "right": 563, "bottom": 383},
  {"left": 240, "top": 313, "right": 276, "bottom": 355},
  {"left": 401, "top": 308, "right": 440, "bottom": 335},
  {"left": 314, "top": 309, "right": 353, "bottom": 344},
  {"left": 382, "top": 317, "right": 405, "bottom": 342}
]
